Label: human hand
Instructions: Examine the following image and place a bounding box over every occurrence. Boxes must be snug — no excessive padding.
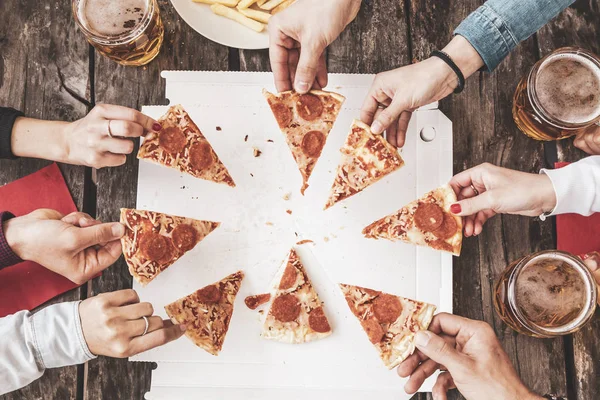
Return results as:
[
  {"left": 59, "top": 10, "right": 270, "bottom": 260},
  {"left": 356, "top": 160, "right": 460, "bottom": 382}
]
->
[
  {"left": 448, "top": 163, "right": 557, "bottom": 237},
  {"left": 573, "top": 124, "right": 600, "bottom": 155},
  {"left": 582, "top": 252, "right": 600, "bottom": 305},
  {"left": 4, "top": 209, "right": 125, "bottom": 284},
  {"left": 61, "top": 104, "right": 161, "bottom": 168},
  {"left": 360, "top": 35, "right": 484, "bottom": 147},
  {"left": 79, "top": 289, "right": 186, "bottom": 357},
  {"left": 397, "top": 313, "right": 541, "bottom": 400},
  {"left": 268, "top": 0, "right": 361, "bottom": 93}
]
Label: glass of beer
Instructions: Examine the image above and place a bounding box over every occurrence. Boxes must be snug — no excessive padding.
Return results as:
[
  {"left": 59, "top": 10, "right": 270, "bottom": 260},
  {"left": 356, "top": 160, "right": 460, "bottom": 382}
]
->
[
  {"left": 513, "top": 47, "right": 600, "bottom": 141},
  {"left": 72, "top": 0, "right": 164, "bottom": 67},
  {"left": 494, "top": 250, "right": 597, "bottom": 338}
]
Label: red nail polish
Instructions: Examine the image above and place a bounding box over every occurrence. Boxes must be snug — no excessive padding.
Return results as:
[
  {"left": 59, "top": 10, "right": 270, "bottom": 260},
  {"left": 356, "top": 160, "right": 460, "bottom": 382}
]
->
[
  {"left": 450, "top": 204, "right": 461, "bottom": 214},
  {"left": 152, "top": 123, "right": 162, "bottom": 131}
]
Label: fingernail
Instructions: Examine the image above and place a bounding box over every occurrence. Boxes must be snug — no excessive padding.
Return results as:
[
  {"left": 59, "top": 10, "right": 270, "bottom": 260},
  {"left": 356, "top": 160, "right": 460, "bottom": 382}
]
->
[
  {"left": 152, "top": 123, "right": 162, "bottom": 131},
  {"left": 414, "top": 331, "right": 431, "bottom": 347},
  {"left": 450, "top": 204, "right": 461, "bottom": 214},
  {"left": 179, "top": 324, "right": 187, "bottom": 332},
  {"left": 371, "top": 121, "right": 383, "bottom": 134},
  {"left": 112, "top": 223, "right": 125, "bottom": 237},
  {"left": 295, "top": 81, "right": 309, "bottom": 92}
]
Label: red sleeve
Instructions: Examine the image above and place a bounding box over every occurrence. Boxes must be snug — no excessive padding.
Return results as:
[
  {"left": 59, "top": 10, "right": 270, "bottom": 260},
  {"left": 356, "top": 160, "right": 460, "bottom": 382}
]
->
[{"left": 0, "top": 211, "right": 23, "bottom": 269}]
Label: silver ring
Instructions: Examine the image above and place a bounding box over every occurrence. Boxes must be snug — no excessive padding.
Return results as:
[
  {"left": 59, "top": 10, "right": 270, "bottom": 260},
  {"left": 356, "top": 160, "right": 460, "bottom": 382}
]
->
[
  {"left": 470, "top": 184, "right": 479, "bottom": 196},
  {"left": 141, "top": 315, "right": 149, "bottom": 336},
  {"left": 377, "top": 104, "right": 386, "bottom": 109},
  {"left": 107, "top": 120, "right": 114, "bottom": 138}
]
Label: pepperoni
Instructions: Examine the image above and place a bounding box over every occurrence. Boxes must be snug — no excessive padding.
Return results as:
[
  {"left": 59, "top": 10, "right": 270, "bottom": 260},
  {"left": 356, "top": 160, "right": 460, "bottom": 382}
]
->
[
  {"left": 278, "top": 263, "right": 297, "bottom": 290},
  {"left": 139, "top": 232, "right": 175, "bottom": 263},
  {"left": 172, "top": 224, "right": 198, "bottom": 252},
  {"left": 301, "top": 131, "right": 326, "bottom": 157},
  {"left": 159, "top": 127, "right": 187, "bottom": 154},
  {"left": 196, "top": 285, "right": 221, "bottom": 304},
  {"left": 296, "top": 94, "right": 323, "bottom": 121},
  {"left": 373, "top": 294, "right": 403, "bottom": 323},
  {"left": 244, "top": 293, "right": 271, "bottom": 310},
  {"left": 270, "top": 294, "right": 300, "bottom": 322},
  {"left": 308, "top": 307, "right": 331, "bottom": 333},
  {"left": 270, "top": 103, "right": 293, "bottom": 128},
  {"left": 361, "top": 318, "right": 385, "bottom": 344},
  {"left": 189, "top": 142, "right": 215, "bottom": 171},
  {"left": 414, "top": 203, "right": 444, "bottom": 232},
  {"left": 432, "top": 213, "right": 458, "bottom": 240},
  {"left": 429, "top": 239, "right": 454, "bottom": 253}
]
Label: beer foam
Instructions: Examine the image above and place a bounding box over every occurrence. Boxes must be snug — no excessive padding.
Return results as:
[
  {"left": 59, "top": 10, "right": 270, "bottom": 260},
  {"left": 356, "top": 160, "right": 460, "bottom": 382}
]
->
[
  {"left": 535, "top": 53, "right": 600, "bottom": 124},
  {"left": 79, "top": 0, "right": 147, "bottom": 37}
]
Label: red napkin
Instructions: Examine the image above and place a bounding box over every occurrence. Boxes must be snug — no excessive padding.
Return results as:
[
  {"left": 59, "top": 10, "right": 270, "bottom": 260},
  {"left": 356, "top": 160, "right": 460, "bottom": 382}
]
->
[
  {"left": 0, "top": 163, "right": 80, "bottom": 317},
  {"left": 555, "top": 162, "right": 600, "bottom": 255}
]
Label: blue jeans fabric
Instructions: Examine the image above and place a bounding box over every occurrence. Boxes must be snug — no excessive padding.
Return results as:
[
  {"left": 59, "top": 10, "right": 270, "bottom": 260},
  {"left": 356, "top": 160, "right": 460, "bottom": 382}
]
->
[{"left": 454, "top": 0, "right": 575, "bottom": 71}]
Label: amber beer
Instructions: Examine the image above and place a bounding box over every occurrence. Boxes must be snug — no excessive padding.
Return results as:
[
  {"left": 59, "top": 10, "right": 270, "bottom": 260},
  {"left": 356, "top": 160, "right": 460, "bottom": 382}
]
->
[
  {"left": 494, "top": 251, "right": 597, "bottom": 338},
  {"left": 73, "top": 0, "right": 164, "bottom": 66},
  {"left": 513, "top": 47, "right": 600, "bottom": 140}
]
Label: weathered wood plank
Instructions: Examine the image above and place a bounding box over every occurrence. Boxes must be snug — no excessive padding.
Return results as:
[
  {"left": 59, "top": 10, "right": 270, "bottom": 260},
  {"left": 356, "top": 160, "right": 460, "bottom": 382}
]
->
[
  {"left": 87, "top": 1, "right": 229, "bottom": 399},
  {"left": 0, "top": 0, "right": 89, "bottom": 398},
  {"left": 408, "top": 0, "right": 569, "bottom": 399},
  {"left": 536, "top": 2, "right": 600, "bottom": 399}
]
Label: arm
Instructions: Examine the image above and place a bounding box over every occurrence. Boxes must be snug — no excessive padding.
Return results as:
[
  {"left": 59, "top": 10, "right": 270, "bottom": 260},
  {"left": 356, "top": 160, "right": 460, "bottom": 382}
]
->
[
  {"left": 0, "top": 212, "right": 23, "bottom": 270},
  {"left": 0, "top": 107, "right": 24, "bottom": 159},
  {"left": 0, "top": 302, "right": 95, "bottom": 396},
  {"left": 541, "top": 156, "right": 600, "bottom": 216},
  {"left": 455, "top": 0, "right": 575, "bottom": 71}
]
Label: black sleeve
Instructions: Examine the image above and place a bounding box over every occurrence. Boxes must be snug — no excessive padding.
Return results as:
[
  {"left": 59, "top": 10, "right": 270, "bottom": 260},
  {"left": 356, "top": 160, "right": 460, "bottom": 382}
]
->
[{"left": 0, "top": 107, "right": 25, "bottom": 159}]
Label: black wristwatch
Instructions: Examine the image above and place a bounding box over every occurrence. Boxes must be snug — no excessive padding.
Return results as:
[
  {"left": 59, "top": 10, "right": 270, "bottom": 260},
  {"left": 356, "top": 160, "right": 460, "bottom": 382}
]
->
[{"left": 543, "top": 394, "right": 567, "bottom": 400}]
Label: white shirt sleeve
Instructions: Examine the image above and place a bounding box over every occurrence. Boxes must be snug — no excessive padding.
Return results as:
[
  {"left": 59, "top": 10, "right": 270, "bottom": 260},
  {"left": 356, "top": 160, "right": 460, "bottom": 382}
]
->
[
  {"left": 0, "top": 301, "right": 96, "bottom": 395},
  {"left": 540, "top": 156, "right": 600, "bottom": 217}
]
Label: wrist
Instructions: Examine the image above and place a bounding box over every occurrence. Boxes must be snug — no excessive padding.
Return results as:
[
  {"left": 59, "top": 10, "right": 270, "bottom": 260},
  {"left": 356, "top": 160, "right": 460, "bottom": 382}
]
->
[
  {"left": 537, "top": 173, "right": 557, "bottom": 214},
  {"left": 3, "top": 216, "right": 28, "bottom": 261},
  {"left": 11, "top": 117, "right": 70, "bottom": 162},
  {"left": 442, "top": 35, "right": 485, "bottom": 81}
]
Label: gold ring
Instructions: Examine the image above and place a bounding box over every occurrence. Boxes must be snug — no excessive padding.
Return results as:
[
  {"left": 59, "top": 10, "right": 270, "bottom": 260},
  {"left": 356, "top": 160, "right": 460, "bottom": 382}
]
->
[
  {"left": 470, "top": 184, "right": 479, "bottom": 196},
  {"left": 107, "top": 120, "right": 114, "bottom": 138},
  {"left": 141, "top": 315, "right": 149, "bottom": 336}
]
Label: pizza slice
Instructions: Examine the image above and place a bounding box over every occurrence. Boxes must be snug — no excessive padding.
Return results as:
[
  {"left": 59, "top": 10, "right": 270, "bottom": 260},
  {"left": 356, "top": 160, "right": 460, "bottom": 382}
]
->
[
  {"left": 262, "top": 248, "right": 332, "bottom": 343},
  {"left": 165, "top": 271, "right": 244, "bottom": 356},
  {"left": 324, "top": 119, "right": 405, "bottom": 209},
  {"left": 120, "top": 208, "right": 220, "bottom": 286},
  {"left": 138, "top": 104, "right": 235, "bottom": 187},
  {"left": 362, "top": 184, "right": 463, "bottom": 256},
  {"left": 339, "top": 283, "right": 436, "bottom": 369},
  {"left": 263, "top": 89, "right": 345, "bottom": 194}
]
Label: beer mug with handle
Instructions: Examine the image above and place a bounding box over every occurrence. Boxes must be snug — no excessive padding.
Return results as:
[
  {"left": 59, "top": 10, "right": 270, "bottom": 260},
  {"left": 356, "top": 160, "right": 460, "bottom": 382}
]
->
[
  {"left": 513, "top": 47, "right": 600, "bottom": 141},
  {"left": 72, "top": 0, "right": 164, "bottom": 66}
]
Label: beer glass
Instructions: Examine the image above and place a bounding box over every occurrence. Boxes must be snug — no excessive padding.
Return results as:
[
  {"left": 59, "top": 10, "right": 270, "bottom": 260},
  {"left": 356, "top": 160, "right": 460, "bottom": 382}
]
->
[
  {"left": 494, "top": 250, "right": 597, "bottom": 338},
  {"left": 72, "top": 0, "right": 164, "bottom": 66},
  {"left": 513, "top": 47, "right": 600, "bottom": 141}
]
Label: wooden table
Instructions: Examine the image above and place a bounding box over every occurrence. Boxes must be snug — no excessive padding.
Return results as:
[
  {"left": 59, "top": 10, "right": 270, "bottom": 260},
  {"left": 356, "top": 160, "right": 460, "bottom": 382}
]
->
[{"left": 1, "top": 0, "right": 599, "bottom": 399}]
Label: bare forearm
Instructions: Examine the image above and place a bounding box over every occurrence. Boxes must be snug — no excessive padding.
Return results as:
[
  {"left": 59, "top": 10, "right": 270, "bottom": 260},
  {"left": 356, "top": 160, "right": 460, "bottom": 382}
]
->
[{"left": 10, "top": 117, "right": 69, "bottom": 162}]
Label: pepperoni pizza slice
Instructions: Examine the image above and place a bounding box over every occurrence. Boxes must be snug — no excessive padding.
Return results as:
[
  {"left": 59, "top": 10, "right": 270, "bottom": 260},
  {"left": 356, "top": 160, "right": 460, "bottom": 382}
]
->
[
  {"left": 339, "top": 284, "right": 436, "bottom": 369},
  {"left": 324, "top": 119, "right": 405, "bottom": 210},
  {"left": 261, "top": 248, "right": 332, "bottom": 343},
  {"left": 263, "top": 89, "right": 345, "bottom": 194},
  {"left": 165, "top": 271, "right": 244, "bottom": 356},
  {"left": 362, "top": 184, "right": 463, "bottom": 256},
  {"left": 138, "top": 104, "right": 235, "bottom": 187},
  {"left": 120, "top": 208, "right": 220, "bottom": 286}
]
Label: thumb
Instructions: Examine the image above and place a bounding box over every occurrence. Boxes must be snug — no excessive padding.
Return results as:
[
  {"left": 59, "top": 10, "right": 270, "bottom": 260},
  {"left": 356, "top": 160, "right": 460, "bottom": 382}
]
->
[
  {"left": 452, "top": 190, "right": 496, "bottom": 217},
  {"left": 371, "top": 96, "right": 410, "bottom": 135},
  {"left": 414, "top": 331, "right": 465, "bottom": 372},
  {"left": 76, "top": 222, "right": 125, "bottom": 249},
  {"left": 294, "top": 41, "right": 324, "bottom": 93}
]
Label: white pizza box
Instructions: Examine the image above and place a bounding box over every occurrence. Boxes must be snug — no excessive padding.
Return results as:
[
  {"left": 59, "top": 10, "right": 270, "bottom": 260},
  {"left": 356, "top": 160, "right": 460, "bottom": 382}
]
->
[{"left": 132, "top": 72, "right": 453, "bottom": 399}]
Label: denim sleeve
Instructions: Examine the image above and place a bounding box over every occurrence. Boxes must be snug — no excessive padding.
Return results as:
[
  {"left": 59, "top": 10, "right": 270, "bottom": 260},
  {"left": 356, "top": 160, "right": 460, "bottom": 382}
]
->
[{"left": 454, "top": 0, "right": 575, "bottom": 71}]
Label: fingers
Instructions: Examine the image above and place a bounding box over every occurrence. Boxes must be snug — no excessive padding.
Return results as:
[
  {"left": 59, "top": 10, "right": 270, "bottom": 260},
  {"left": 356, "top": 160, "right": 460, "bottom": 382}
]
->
[
  {"left": 294, "top": 41, "right": 324, "bottom": 93},
  {"left": 315, "top": 52, "right": 328, "bottom": 89},
  {"left": 451, "top": 190, "right": 496, "bottom": 217},
  {"left": 403, "top": 358, "right": 440, "bottom": 394},
  {"left": 97, "top": 153, "right": 127, "bottom": 168},
  {"left": 107, "top": 120, "right": 145, "bottom": 138},
  {"left": 75, "top": 222, "right": 125, "bottom": 249},
  {"left": 100, "top": 137, "right": 135, "bottom": 155},
  {"left": 128, "top": 315, "right": 164, "bottom": 337},
  {"left": 128, "top": 320, "right": 186, "bottom": 355},
  {"left": 413, "top": 330, "right": 466, "bottom": 373},
  {"left": 397, "top": 350, "right": 429, "bottom": 378},
  {"left": 371, "top": 96, "right": 410, "bottom": 135},
  {"left": 427, "top": 312, "right": 473, "bottom": 337},
  {"left": 574, "top": 126, "right": 600, "bottom": 155},
  {"left": 432, "top": 372, "right": 456, "bottom": 400},
  {"left": 396, "top": 110, "right": 413, "bottom": 148},
  {"left": 360, "top": 94, "right": 380, "bottom": 126},
  {"left": 103, "top": 289, "right": 140, "bottom": 306},
  {"left": 120, "top": 301, "right": 154, "bottom": 320},
  {"left": 270, "top": 41, "right": 293, "bottom": 92},
  {"left": 93, "top": 104, "right": 159, "bottom": 133},
  {"left": 62, "top": 212, "right": 97, "bottom": 227}
]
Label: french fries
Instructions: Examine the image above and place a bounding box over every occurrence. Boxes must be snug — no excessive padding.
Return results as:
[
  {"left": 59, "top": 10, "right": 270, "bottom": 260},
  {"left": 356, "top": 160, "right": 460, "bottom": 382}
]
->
[
  {"left": 237, "top": 6, "right": 272, "bottom": 23},
  {"left": 259, "top": 0, "right": 285, "bottom": 11},
  {"left": 197, "top": 0, "right": 296, "bottom": 33},
  {"left": 210, "top": 4, "right": 265, "bottom": 32},
  {"left": 193, "top": 0, "right": 239, "bottom": 6}
]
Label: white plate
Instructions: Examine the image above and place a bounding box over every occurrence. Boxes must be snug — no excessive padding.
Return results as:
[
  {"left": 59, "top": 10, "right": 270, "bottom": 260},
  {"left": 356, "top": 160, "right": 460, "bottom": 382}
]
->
[{"left": 169, "top": 0, "right": 269, "bottom": 49}]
